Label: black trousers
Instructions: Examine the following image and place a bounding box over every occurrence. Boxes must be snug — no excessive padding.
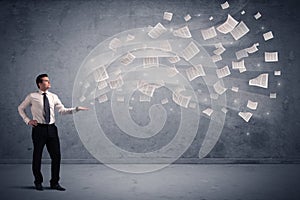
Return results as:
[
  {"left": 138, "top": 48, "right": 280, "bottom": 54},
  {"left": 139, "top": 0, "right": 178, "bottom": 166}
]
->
[{"left": 31, "top": 124, "right": 61, "bottom": 185}]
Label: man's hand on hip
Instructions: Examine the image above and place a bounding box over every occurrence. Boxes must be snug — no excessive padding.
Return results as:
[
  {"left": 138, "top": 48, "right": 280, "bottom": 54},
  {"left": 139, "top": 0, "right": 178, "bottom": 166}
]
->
[{"left": 28, "top": 120, "right": 38, "bottom": 127}]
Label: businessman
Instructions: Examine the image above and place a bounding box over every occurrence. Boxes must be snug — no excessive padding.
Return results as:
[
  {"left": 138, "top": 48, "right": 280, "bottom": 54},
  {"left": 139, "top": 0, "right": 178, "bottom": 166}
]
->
[{"left": 18, "top": 74, "right": 88, "bottom": 191}]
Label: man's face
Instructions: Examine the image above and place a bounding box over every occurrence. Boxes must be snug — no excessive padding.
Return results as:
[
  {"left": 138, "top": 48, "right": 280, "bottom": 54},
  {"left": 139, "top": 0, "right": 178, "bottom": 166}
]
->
[{"left": 39, "top": 77, "right": 51, "bottom": 91}]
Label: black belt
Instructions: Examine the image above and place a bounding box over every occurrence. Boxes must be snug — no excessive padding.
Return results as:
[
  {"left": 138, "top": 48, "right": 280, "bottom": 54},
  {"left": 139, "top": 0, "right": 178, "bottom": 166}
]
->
[{"left": 37, "top": 123, "right": 55, "bottom": 127}]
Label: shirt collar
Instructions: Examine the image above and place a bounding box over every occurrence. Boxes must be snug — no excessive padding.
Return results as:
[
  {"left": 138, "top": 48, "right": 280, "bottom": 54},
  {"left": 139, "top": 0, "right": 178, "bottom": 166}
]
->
[{"left": 38, "top": 89, "right": 49, "bottom": 95}]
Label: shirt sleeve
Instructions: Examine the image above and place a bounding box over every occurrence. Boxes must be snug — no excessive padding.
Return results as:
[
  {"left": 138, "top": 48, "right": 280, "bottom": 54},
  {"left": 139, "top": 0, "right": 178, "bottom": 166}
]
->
[
  {"left": 18, "top": 94, "right": 32, "bottom": 125},
  {"left": 54, "top": 94, "right": 77, "bottom": 115}
]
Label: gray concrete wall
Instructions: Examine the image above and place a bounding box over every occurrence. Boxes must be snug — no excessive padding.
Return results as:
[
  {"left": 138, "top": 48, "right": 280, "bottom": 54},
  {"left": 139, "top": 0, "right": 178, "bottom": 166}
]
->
[{"left": 0, "top": 0, "right": 299, "bottom": 163}]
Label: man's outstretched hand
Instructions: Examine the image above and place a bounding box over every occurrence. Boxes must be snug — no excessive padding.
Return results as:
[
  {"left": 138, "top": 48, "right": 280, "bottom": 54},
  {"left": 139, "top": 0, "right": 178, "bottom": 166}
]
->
[{"left": 76, "top": 106, "right": 89, "bottom": 111}]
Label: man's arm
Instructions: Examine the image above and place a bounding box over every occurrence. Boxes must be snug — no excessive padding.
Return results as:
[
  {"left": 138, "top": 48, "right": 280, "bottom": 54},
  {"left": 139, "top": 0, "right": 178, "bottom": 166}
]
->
[
  {"left": 54, "top": 95, "right": 88, "bottom": 115},
  {"left": 18, "top": 94, "right": 32, "bottom": 125}
]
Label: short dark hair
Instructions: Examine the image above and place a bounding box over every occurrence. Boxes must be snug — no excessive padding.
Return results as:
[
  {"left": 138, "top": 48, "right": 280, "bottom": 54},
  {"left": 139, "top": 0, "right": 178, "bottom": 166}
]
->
[{"left": 36, "top": 74, "right": 48, "bottom": 88}]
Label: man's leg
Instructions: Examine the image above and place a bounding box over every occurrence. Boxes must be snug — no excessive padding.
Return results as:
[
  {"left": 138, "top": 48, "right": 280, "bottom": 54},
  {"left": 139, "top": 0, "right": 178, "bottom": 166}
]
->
[
  {"left": 32, "top": 126, "right": 46, "bottom": 186},
  {"left": 46, "top": 125, "right": 61, "bottom": 186}
]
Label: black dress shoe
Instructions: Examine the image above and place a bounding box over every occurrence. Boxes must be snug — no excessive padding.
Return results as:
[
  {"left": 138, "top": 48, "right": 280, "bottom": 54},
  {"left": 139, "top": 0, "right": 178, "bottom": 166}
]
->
[
  {"left": 35, "top": 183, "right": 43, "bottom": 191},
  {"left": 50, "top": 183, "right": 66, "bottom": 191}
]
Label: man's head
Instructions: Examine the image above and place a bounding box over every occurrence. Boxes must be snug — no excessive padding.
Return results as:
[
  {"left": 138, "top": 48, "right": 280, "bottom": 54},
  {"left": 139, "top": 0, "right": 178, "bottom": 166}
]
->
[{"left": 36, "top": 74, "right": 51, "bottom": 91}]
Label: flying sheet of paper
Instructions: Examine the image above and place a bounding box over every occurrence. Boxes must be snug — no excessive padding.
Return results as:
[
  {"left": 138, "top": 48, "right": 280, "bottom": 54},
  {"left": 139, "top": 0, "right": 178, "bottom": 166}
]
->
[
  {"left": 172, "top": 91, "right": 191, "bottom": 108},
  {"left": 270, "top": 93, "right": 277, "bottom": 99},
  {"left": 246, "top": 43, "right": 259, "bottom": 54},
  {"left": 109, "top": 38, "right": 122, "bottom": 51},
  {"left": 249, "top": 73, "right": 269, "bottom": 88},
  {"left": 230, "top": 21, "right": 250, "bottom": 40},
  {"left": 117, "top": 96, "right": 125, "bottom": 102},
  {"left": 121, "top": 52, "right": 136, "bottom": 65},
  {"left": 98, "top": 94, "right": 108, "bottom": 103},
  {"left": 263, "top": 31, "right": 274, "bottom": 41},
  {"left": 168, "top": 55, "right": 181, "bottom": 63},
  {"left": 161, "top": 98, "right": 169, "bottom": 104},
  {"left": 97, "top": 80, "right": 108, "bottom": 90},
  {"left": 239, "top": 67, "right": 247, "bottom": 73},
  {"left": 93, "top": 66, "right": 109, "bottom": 82},
  {"left": 241, "top": 10, "right": 246, "bottom": 15},
  {"left": 221, "top": 1, "right": 230, "bottom": 9},
  {"left": 143, "top": 57, "right": 159, "bottom": 68},
  {"left": 213, "top": 81, "right": 227, "bottom": 95},
  {"left": 232, "top": 59, "right": 246, "bottom": 69},
  {"left": 167, "top": 66, "right": 179, "bottom": 77},
  {"left": 148, "top": 23, "right": 167, "bottom": 39},
  {"left": 211, "top": 54, "right": 222, "bottom": 63},
  {"left": 238, "top": 112, "right": 253, "bottom": 122},
  {"left": 182, "top": 41, "right": 200, "bottom": 61},
  {"left": 209, "top": 16, "right": 214, "bottom": 21},
  {"left": 265, "top": 52, "right": 278, "bottom": 62},
  {"left": 186, "top": 65, "right": 206, "bottom": 81},
  {"left": 160, "top": 40, "right": 172, "bottom": 51},
  {"left": 140, "top": 94, "right": 151, "bottom": 102},
  {"left": 216, "top": 65, "right": 231, "bottom": 78},
  {"left": 221, "top": 107, "right": 228, "bottom": 114},
  {"left": 163, "top": 12, "right": 173, "bottom": 21},
  {"left": 231, "top": 86, "right": 239, "bottom": 92},
  {"left": 126, "top": 34, "right": 135, "bottom": 41},
  {"left": 254, "top": 12, "right": 262, "bottom": 20},
  {"left": 203, "top": 108, "right": 214, "bottom": 117},
  {"left": 173, "top": 26, "right": 192, "bottom": 38},
  {"left": 138, "top": 82, "right": 156, "bottom": 97},
  {"left": 247, "top": 100, "right": 258, "bottom": 110},
  {"left": 213, "top": 43, "right": 226, "bottom": 55},
  {"left": 109, "top": 75, "right": 124, "bottom": 90},
  {"left": 217, "top": 14, "right": 239, "bottom": 34},
  {"left": 274, "top": 70, "right": 281, "bottom": 76},
  {"left": 201, "top": 26, "right": 217, "bottom": 40},
  {"left": 184, "top": 14, "right": 191, "bottom": 22},
  {"left": 235, "top": 49, "right": 249, "bottom": 60}
]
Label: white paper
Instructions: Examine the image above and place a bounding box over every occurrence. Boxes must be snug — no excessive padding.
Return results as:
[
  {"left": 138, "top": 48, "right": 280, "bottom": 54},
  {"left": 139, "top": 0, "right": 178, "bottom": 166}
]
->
[
  {"left": 265, "top": 52, "right": 278, "bottom": 62},
  {"left": 161, "top": 98, "right": 169, "bottom": 104},
  {"left": 167, "top": 66, "right": 179, "bottom": 77},
  {"left": 246, "top": 43, "right": 259, "bottom": 54},
  {"left": 270, "top": 93, "right": 277, "bottom": 99},
  {"left": 217, "top": 14, "right": 239, "bottom": 34},
  {"left": 143, "top": 57, "right": 159, "bottom": 68},
  {"left": 138, "top": 82, "right": 156, "bottom": 97},
  {"left": 108, "top": 75, "right": 124, "bottom": 90},
  {"left": 213, "top": 43, "right": 226, "bottom": 55},
  {"left": 249, "top": 73, "right": 269, "bottom": 88},
  {"left": 117, "top": 96, "right": 125, "bottom": 102},
  {"left": 247, "top": 100, "right": 258, "bottom": 110},
  {"left": 263, "top": 31, "right": 274, "bottom": 41},
  {"left": 140, "top": 94, "right": 152, "bottom": 102},
  {"left": 211, "top": 54, "right": 222, "bottom": 63},
  {"left": 213, "top": 81, "right": 227, "bottom": 95},
  {"left": 254, "top": 12, "right": 262, "bottom": 20},
  {"left": 221, "top": 107, "right": 228, "bottom": 113},
  {"left": 168, "top": 55, "right": 181, "bottom": 63},
  {"left": 98, "top": 94, "right": 108, "bottom": 103},
  {"left": 186, "top": 65, "right": 206, "bottom": 81},
  {"left": 221, "top": 1, "right": 230, "bottom": 9},
  {"left": 201, "top": 26, "right": 217, "bottom": 40},
  {"left": 231, "top": 86, "right": 239, "bottom": 92},
  {"left": 126, "top": 34, "right": 135, "bottom": 41},
  {"left": 109, "top": 38, "right": 122, "bottom": 51},
  {"left": 238, "top": 112, "right": 253, "bottom": 122},
  {"left": 97, "top": 80, "right": 108, "bottom": 90},
  {"left": 160, "top": 40, "right": 172, "bottom": 51},
  {"left": 274, "top": 70, "right": 281, "bottom": 76},
  {"left": 148, "top": 23, "right": 167, "bottom": 39},
  {"left": 173, "top": 26, "right": 192, "bottom": 38},
  {"left": 172, "top": 91, "right": 191, "bottom": 108},
  {"left": 93, "top": 66, "right": 109, "bottom": 82},
  {"left": 121, "top": 52, "right": 136, "bottom": 65},
  {"left": 203, "top": 108, "right": 214, "bottom": 117},
  {"left": 184, "top": 14, "right": 191, "bottom": 22},
  {"left": 163, "top": 12, "right": 173, "bottom": 21},
  {"left": 241, "top": 10, "right": 246, "bottom": 15},
  {"left": 216, "top": 65, "right": 231, "bottom": 78},
  {"left": 230, "top": 21, "right": 250, "bottom": 40},
  {"left": 232, "top": 59, "right": 245, "bottom": 69},
  {"left": 182, "top": 41, "right": 200, "bottom": 61},
  {"left": 235, "top": 49, "right": 249, "bottom": 60}
]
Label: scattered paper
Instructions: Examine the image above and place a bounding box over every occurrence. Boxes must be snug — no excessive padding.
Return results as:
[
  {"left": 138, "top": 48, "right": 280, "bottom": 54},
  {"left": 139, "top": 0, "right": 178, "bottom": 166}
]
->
[
  {"left": 93, "top": 66, "right": 109, "bottom": 82},
  {"left": 140, "top": 94, "right": 152, "bottom": 102},
  {"left": 126, "top": 34, "right": 135, "bottom": 41},
  {"left": 221, "top": 107, "right": 228, "bottom": 113},
  {"left": 221, "top": 1, "right": 229, "bottom": 9},
  {"left": 216, "top": 65, "right": 231, "bottom": 78},
  {"left": 109, "top": 38, "right": 122, "bottom": 51},
  {"left": 246, "top": 43, "right": 259, "bottom": 53},
  {"left": 173, "top": 26, "right": 192, "bottom": 38},
  {"left": 143, "top": 57, "right": 159, "bottom": 68},
  {"left": 163, "top": 12, "right": 173, "bottom": 21},
  {"left": 231, "top": 86, "right": 239, "bottom": 92},
  {"left": 168, "top": 55, "right": 181, "bottom": 63},
  {"left": 182, "top": 41, "right": 200, "bottom": 61},
  {"left": 217, "top": 14, "right": 239, "bottom": 34},
  {"left": 249, "top": 73, "right": 269, "bottom": 88},
  {"left": 98, "top": 94, "right": 108, "bottom": 103},
  {"left": 172, "top": 91, "right": 191, "bottom": 108},
  {"left": 213, "top": 81, "right": 227, "bottom": 95},
  {"left": 241, "top": 10, "right": 246, "bottom": 15},
  {"left": 211, "top": 54, "right": 222, "bottom": 63},
  {"left": 209, "top": 16, "right": 214, "bottom": 21},
  {"left": 203, "top": 108, "right": 214, "bottom": 117},
  {"left": 186, "top": 65, "right": 206, "bottom": 81},
  {"left": 270, "top": 93, "right": 277, "bottom": 99},
  {"left": 138, "top": 82, "right": 157, "bottom": 97},
  {"left": 232, "top": 59, "right": 246, "bottom": 69},
  {"left": 167, "top": 66, "right": 179, "bottom": 77},
  {"left": 254, "top": 12, "right": 262, "bottom": 20},
  {"left": 117, "top": 96, "right": 125, "bottom": 102},
  {"left": 97, "top": 80, "right": 108, "bottom": 90},
  {"left": 247, "top": 100, "right": 258, "bottom": 110},
  {"left": 230, "top": 21, "right": 250, "bottom": 40},
  {"left": 161, "top": 98, "right": 169, "bottom": 104},
  {"left": 265, "top": 52, "right": 278, "bottom": 62},
  {"left": 184, "top": 14, "right": 191, "bottom": 22},
  {"left": 238, "top": 112, "right": 253, "bottom": 122},
  {"left": 148, "top": 23, "right": 167, "bottom": 39},
  {"left": 274, "top": 70, "right": 281, "bottom": 76},
  {"left": 201, "top": 26, "right": 217, "bottom": 40},
  {"left": 263, "top": 31, "right": 274, "bottom": 41},
  {"left": 235, "top": 49, "right": 249, "bottom": 60},
  {"left": 121, "top": 52, "right": 136, "bottom": 65},
  {"left": 213, "top": 43, "right": 226, "bottom": 55},
  {"left": 160, "top": 40, "right": 172, "bottom": 51},
  {"left": 109, "top": 75, "right": 124, "bottom": 89}
]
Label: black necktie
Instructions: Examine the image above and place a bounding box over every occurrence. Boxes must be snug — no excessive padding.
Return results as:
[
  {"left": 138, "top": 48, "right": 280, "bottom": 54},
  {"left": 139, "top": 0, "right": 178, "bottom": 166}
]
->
[{"left": 43, "top": 93, "right": 50, "bottom": 124}]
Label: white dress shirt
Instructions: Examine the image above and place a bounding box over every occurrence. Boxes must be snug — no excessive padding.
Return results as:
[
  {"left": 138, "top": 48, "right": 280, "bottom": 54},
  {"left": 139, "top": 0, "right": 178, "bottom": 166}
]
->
[{"left": 18, "top": 90, "right": 77, "bottom": 125}]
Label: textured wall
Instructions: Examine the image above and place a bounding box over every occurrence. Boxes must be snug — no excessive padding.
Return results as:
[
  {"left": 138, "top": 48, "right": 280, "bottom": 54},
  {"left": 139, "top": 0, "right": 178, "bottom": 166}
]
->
[{"left": 0, "top": 0, "right": 299, "bottom": 163}]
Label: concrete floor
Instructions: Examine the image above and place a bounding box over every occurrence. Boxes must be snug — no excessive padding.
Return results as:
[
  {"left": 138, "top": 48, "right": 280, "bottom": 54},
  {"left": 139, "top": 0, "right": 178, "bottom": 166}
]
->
[{"left": 1, "top": 164, "right": 300, "bottom": 200}]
